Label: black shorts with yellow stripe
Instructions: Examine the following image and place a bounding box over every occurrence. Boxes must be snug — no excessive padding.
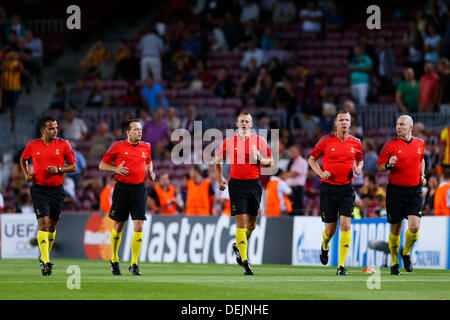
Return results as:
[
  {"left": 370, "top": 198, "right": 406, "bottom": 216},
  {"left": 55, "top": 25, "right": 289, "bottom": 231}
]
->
[
  {"left": 228, "top": 178, "right": 262, "bottom": 216},
  {"left": 109, "top": 181, "right": 147, "bottom": 222},
  {"left": 386, "top": 183, "right": 423, "bottom": 224}
]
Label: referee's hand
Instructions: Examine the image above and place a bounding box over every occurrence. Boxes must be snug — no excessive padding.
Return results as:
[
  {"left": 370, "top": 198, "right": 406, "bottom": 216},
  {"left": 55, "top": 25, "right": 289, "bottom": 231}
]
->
[
  {"left": 218, "top": 180, "right": 227, "bottom": 191},
  {"left": 114, "top": 161, "right": 129, "bottom": 176},
  {"left": 320, "top": 171, "right": 332, "bottom": 179},
  {"left": 25, "top": 173, "right": 33, "bottom": 183}
]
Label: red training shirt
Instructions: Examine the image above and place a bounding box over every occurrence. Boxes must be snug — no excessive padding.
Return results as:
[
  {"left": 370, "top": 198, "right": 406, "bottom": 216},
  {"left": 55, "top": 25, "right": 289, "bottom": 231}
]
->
[
  {"left": 21, "top": 137, "right": 77, "bottom": 186},
  {"left": 309, "top": 133, "right": 363, "bottom": 185},
  {"left": 102, "top": 140, "right": 152, "bottom": 184},
  {"left": 217, "top": 134, "right": 272, "bottom": 180},
  {"left": 377, "top": 137, "right": 425, "bottom": 187}
]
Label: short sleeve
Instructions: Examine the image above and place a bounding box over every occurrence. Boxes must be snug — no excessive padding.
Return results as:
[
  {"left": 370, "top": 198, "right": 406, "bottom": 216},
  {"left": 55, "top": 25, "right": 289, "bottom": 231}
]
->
[
  {"left": 310, "top": 138, "right": 326, "bottom": 159},
  {"left": 259, "top": 137, "right": 272, "bottom": 158},
  {"left": 64, "top": 141, "right": 77, "bottom": 164},
  {"left": 21, "top": 142, "right": 33, "bottom": 160},
  {"left": 355, "top": 140, "right": 363, "bottom": 162},
  {"left": 377, "top": 142, "right": 391, "bottom": 164},
  {"left": 396, "top": 82, "right": 404, "bottom": 93},
  {"left": 102, "top": 142, "right": 119, "bottom": 165}
]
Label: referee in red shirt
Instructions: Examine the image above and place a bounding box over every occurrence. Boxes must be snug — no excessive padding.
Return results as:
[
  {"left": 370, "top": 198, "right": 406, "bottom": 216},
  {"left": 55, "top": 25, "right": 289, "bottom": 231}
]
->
[
  {"left": 20, "top": 116, "right": 77, "bottom": 276},
  {"left": 308, "top": 109, "right": 363, "bottom": 276},
  {"left": 214, "top": 112, "right": 273, "bottom": 275},
  {"left": 99, "top": 119, "right": 156, "bottom": 276},
  {"left": 377, "top": 115, "right": 426, "bottom": 275}
]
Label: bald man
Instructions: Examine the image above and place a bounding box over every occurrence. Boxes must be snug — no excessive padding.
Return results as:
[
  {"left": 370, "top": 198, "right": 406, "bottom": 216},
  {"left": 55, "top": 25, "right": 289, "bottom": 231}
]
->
[{"left": 377, "top": 115, "right": 426, "bottom": 275}]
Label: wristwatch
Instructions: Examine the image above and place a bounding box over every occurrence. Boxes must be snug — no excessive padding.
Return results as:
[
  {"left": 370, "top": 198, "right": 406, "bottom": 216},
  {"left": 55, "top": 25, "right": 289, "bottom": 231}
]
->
[{"left": 57, "top": 167, "right": 62, "bottom": 173}]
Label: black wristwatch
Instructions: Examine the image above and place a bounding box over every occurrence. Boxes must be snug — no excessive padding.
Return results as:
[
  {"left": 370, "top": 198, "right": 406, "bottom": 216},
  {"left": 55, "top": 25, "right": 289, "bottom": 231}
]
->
[
  {"left": 58, "top": 167, "right": 62, "bottom": 173},
  {"left": 385, "top": 163, "right": 393, "bottom": 170}
]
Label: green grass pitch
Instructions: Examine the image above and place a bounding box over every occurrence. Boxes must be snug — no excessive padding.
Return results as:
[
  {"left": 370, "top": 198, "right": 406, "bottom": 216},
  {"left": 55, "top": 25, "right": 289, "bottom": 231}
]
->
[{"left": 0, "top": 259, "right": 449, "bottom": 300}]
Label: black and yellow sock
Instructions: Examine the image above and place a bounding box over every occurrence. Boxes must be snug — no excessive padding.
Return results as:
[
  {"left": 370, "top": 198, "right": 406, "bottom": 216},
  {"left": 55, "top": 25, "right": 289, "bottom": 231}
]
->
[
  {"left": 236, "top": 228, "right": 248, "bottom": 262},
  {"left": 37, "top": 231, "right": 49, "bottom": 264},
  {"left": 111, "top": 228, "right": 122, "bottom": 263},
  {"left": 245, "top": 228, "right": 254, "bottom": 240},
  {"left": 322, "top": 230, "right": 333, "bottom": 250},
  {"left": 389, "top": 232, "right": 400, "bottom": 265},
  {"left": 338, "top": 230, "right": 351, "bottom": 267},
  {"left": 131, "top": 231, "right": 143, "bottom": 265},
  {"left": 403, "top": 229, "right": 419, "bottom": 256},
  {"left": 48, "top": 231, "right": 56, "bottom": 255}
]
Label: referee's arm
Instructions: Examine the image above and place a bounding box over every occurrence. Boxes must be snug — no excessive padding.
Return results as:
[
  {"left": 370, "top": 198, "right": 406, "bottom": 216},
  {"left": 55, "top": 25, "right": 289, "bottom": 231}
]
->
[
  {"left": 214, "top": 156, "right": 227, "bottom": 191},
  {"left": 20, "top": 158, "right": 33, "bottom": 183},
  {"left": 308, "top": 155, "right": 329, "bottom": 179},
  {"left": 99, "top": 161, "right": 129, "bottom": 175}
]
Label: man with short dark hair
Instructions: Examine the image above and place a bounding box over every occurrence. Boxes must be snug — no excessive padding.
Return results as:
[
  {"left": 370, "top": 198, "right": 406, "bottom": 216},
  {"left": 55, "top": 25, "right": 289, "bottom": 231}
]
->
[
  {"left": 20, "top": 116, "right": 77, "bottom": 276},
  {"left": 308, "top": 109, "right": 363, "bottom": 275},
  {"left": 99, "top": 119, "right": 156, "bottom": 276}
]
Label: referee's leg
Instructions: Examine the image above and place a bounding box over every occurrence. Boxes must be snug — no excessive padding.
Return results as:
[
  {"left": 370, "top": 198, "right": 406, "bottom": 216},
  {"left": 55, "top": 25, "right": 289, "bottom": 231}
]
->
[
  {"left": 37, "top": 216, "right": 51, "bottom": 264},
  {"left": 235, "top": 214, "right": 250, "bottom": 263}
]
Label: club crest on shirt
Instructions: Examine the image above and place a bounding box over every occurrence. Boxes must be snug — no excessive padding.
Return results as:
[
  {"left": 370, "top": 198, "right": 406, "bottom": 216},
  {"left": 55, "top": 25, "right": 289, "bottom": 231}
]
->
[
  {"left": 124, "top": 152, "right": 128, "bottom": 155},
  {"left": 36, "top": 152, "right": 40, "bottom": 155},
  {"left": 351, "top": 147, "right": 355, "bottom": 153},
  {"left": 331, "top": 148, "right": 335, "bottom": 151},
  {"left": 142, "top": 152, "right": 146, "bottom": 158},
  {"left": 417, "top": 148, "right": 421, "bottom": 154},
  {"left": 398, "top": 150, "right": 402, "bottom": 153},
  {"left": 55, "top": 149, "right": 60, "bottom": 155}
]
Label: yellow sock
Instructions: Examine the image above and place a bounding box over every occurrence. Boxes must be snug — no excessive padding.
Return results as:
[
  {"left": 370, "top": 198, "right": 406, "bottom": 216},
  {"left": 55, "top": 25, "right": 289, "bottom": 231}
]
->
[
  {"left": 131, "top": 231, "right": 143, "bottom": 265},
  {"left": 246, "top": 228, "right": 254, "bottom": 240},
  {"left": 236, "top": 228, "right": 248, "bottom": 262},
  {"left": 48, "top": 231, "right": 56, "bottom": 255},
  {"left": 111, "top": 228, "right": 122, "bottom": 263},
  {"left": 389, "top": 233, "right": 401, "bottom": 266},
  {"left": 403, "top": 229, "right": 419, "bottom": 256},
  {"left": 322, "top": 230, "right": 333, "bottom": 250},
  {"left": 338, "top": 230, "right": 351, "bottom": 267},
  {"left": 37, "top": 231, "right": 49, "bottom": 264}
]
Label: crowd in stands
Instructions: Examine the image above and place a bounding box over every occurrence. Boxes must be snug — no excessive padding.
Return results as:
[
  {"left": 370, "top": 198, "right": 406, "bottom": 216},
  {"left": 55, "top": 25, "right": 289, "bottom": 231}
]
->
[{"left": 1, "top": 0, "right": 450, "bottom": 216}]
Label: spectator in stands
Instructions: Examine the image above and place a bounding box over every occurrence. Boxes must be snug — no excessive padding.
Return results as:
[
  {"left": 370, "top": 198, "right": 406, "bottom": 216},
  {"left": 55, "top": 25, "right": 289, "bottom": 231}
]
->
[
  {"left": 268, "top": 56, "right": 284, "bottom": 82},
  {"left": 437, "top": 57, "right": 450, "bottom": 113},
  {"left": 284, "top": 144, "right": 308, "bottom": 215},
  {"left": 143, "top": 108, "right": 171, "bottom": 160},
  {"left": 138, "top": 27, "right": 164, "bottom": 82},
  {"left": 272, "top": 0, "right": 296, "bottom": 24},
  {"left": 1, "top": 49, "right": 23, "bottom": 131},
  {"left": 360, "top": 174, "right": 385, "bottom": 198},
  {"left": 63, "top": 175, "right": 77, "bottom": 204},
  {"left": 342, "top": 100, "right": 356, "bottom": 113},
  {"left": 372, "top": 193, "right": 387, "bottom": 218},
  {"left": 396, "top": 67, "right": 419, "bottom": 113},
  {"left": 80, "top": 176, "right": 102, "bottom": 210},
  {"left": 423, "top": 23, "right": 442, "bottom": 66},
  {"left": 240, "top": 0, "right": 260, "bottom": 23},
  {"left": 138, "top": 107, "right": 151, "bottom": 125},
  {"left": 240, "top": 19, "right": 260, "bottom": 49},
  {"left": 48, "top": 80, "right": 67, "bottom": 110},
  {"left": 323, "top": 0, "right": 343, "bottom": 32},
  {"left": 235, "top": 68, "right": 255, "bottom": 105},
  {"left": 273, "top": 74, "right": 296, "bottom": 117},
  {"left": 261, "top": 28, "right": 276, "bottom": 51},
  {"left": 180, "top": 30, "right": 202, "bottom": 59},
  {"left": 193, "top": 59, "right": 214, "bottom": 89},
  {"left": 16, "top": 37, "right": 33, "bottom": 94},
  {"left": 99, "top": 174, "right": 115, "bottom": 214},
  {"left": 15, "top": 189, "right": 33, "bottom": 214},
  {"left": 222, "top": 11, "right": 244, "bottom": 50},
  {"left": 349, "top": 45, "right": 373, "bottom": 108},
  {"left": 12, "top": 150, "right": 26, "bottom": 197},
  {"left": 299, "top": 112, "right": 320, "bottom": 138},
  {"left": 252, "top": 112, "right": 270, "bottom": 133},
  {"left": 434, "top": 168, "right": 450, "bottom": 216},
  {"left": 115, "top": 39, "right": 131, "bottom": 80},
  {"left": 87, "top": 79, "right": 111, "bottom": 107},
  {"left": 148, "top": 173, "right": 181, "bottom": 215},
  {"left": 442, "top": 11, "right": 450, "bottom": 59},
  {"left": 403, "top": 20, "right": 424, "bottom": 78},
  {"left": 265, "top": 169, "right": 293, "bottom": 216},
  {"left": 252, "top": 68, "right": 273, "bottom": 106},
  {"left": 60, "top": 108, "right": 88, "bottom": 142},
  {"left": 319, "top": 102, "right": 336, "bottom": 135},
  {"left": 65, "top": 141, "right": 86, "bottom": 190},
  {"left": 425, "top": 136, "right": 440, "bottom": 174},
  {"left": 263, "top": 38, "right": 293, "bottom": 65},
  {"left": 5, "top": 30, "right": 18, "bottom": 50},
  {"left": 293, "top": 62, "right": 313, "bottom": 112},
  {"left": 180, "top": 104, "right": 198, "bottom": 133},
  {"left": 4, "top": 14, "right": 25, "bottom": 38},
  {"left": 96, "top": 52, "right": 116, "bottom": 79},
  {"left": 24, "top": 30, "right": 43, "bottom": 86},
  {"left": 165, "top": 107, "right": 181, "bottom": 131},
  {"left": 212, "top": 67, "right": 234, "bottom": 98},
  {"left": 348, "top": 33, "right": 378, "bottom": 70},
  {"left": 424, "top": 175, "right": 438, "bottom": 215},
  {"left": 170, "top": 59, "right": 192, "bottom": 89},
  {"left": 377, "top": 36, "right": 396, "bottom": 96},
  {"left": 304, "top": 72, "right": 327, "bottom": 117},
  {"left": 362, "top": 138, "right": 378, "bottom": 175},
  {"left": 87, "top": 122, "right": 114, "bottom": 160},
  {"left": 185, "top": 165, "right": 215, "bottom": 215},
  {"left": 210, "top": 27, "right": 229, "bottom": 52},
  {"left": 419, "top": 61, "right": 440, "bottom": 112},
  {"left": 299, "top": 1, "right": 323, "bottom": 33},
  {"left": 122, "top": 83, "right": 142, "bottom": 107},
  {"left": 67, "top": 80, "right": 89, "bottom": 110},
  {"left": 241, "top": 39, "right": 264, "bottom": 69},
  {"left": 141, "top": 75, "right": 168, "bottom": 110},
  {"left": 81, "top": 40, "right": 106, "bottom": 74}
]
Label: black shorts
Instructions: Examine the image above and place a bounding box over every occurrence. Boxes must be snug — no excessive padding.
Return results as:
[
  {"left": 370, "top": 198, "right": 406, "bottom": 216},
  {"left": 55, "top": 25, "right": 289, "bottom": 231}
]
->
[
  {"left": 386, "top": 183, "right": 423, "bottom": 224},
  {"left": 319, "top": 182, "right": 355, "bottom": 223},
  {"left": 30, "top": 184, "right": 66, "bottom": 221},
  {"left": 228, "top": 178, "right": 262, "bottom": 216},
  {"left": 109, "top": 181, "right": 147, "bottom": 222}
]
